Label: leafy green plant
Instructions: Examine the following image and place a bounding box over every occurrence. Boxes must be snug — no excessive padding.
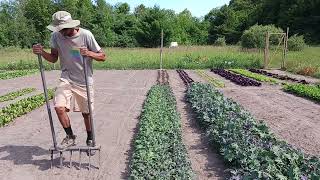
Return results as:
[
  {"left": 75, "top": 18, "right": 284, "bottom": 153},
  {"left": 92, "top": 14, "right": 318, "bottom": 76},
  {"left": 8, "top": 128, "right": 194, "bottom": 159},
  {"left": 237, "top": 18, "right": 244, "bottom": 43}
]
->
[
  {"left": 0, "top": 88, "right": 36, "bottom": 102},
  {"left": 129, "top": 85, "right": 193, "bottom": 179},
  {"left": 283, "top": 84, "right": 320, "bottom": 102},
  {"left": 195, "top": 69, "right": 225, "bottom": 87},
  {"left": 0, "top": 69, "right": 38, "bottom": 80},
  {"left": 0, "top": 89, "right": 54, "bottom": 126},
  {"left": 288, "top": 34, "right": 306, "bottom": 51},
  {"left": 187, "top": 83, "right": 320, "bottom": 178},
  {"left": 229, "top": 69, "right": 278, "bottom": 84},
  {"left": 214, "top": 36, "right": 226, "bottom": 46}
]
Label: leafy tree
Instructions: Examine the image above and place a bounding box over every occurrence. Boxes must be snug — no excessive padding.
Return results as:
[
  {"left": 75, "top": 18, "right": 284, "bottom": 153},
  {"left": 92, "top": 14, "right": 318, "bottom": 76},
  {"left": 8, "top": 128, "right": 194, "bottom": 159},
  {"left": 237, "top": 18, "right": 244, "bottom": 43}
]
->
[
  {"left": 241, "top": 24, "right": 283, "bottom": 49},
  {"left": 76, "top": 0, "right": 94, "bottom": 29}
]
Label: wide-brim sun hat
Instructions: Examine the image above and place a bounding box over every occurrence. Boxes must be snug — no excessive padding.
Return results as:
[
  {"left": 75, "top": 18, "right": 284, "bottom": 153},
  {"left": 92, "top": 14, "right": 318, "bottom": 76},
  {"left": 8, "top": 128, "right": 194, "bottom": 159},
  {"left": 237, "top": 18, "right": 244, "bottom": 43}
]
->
[{"left": 47, "top": 11, "right": 80, "bottom": 32}]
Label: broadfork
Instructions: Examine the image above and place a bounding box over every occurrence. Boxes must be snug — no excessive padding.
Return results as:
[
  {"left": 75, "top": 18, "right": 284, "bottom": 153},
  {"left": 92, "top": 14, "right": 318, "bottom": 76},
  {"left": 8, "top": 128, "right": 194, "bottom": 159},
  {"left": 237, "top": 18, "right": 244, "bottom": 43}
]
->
[{"left": 36, "top": 46, "right": 101, "bottom": 170}]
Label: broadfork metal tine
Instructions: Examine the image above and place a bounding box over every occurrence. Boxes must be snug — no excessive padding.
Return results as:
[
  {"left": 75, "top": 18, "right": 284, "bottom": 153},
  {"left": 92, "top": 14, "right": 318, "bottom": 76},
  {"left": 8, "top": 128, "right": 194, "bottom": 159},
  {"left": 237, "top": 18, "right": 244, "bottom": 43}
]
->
[
  {"left": 50, "top": 150, "right": 54, "bottom": 169},
  {"left": 88, "top": 147, "right": 91, "bottom": 171},
  {"left": 59, "top": 151, "right": 63, "bottom": 168},
  {"left": 99, "top": 149, "right": 101, "bottom": 168},
  {"left": 79, "top": 148, "right": 82, "bottom": 170},
  {"left": 69, "top": 151, "right": 73, "bottom": 168}
]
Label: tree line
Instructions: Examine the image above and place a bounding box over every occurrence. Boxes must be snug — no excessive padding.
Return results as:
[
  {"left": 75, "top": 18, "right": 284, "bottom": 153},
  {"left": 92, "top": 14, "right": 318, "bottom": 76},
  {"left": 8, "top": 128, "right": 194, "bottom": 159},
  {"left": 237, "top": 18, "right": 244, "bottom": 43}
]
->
[{"left": 0, "top": 0, "right": 319, "bottom": 48}]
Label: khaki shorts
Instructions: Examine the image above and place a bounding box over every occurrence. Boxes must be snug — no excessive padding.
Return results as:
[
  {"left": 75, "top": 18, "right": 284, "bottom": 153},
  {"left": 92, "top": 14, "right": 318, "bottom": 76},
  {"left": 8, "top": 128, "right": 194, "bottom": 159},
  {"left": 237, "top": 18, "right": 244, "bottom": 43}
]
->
[{"left": 54, "top": 78, "right": 94, "bottom": 113}]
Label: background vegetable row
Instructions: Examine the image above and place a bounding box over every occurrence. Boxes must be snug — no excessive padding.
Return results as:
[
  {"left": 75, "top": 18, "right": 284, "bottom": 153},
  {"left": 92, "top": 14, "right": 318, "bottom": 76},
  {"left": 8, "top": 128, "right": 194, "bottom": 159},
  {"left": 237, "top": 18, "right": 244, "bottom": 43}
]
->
[
  {"left": 0, "top": 88, "right": 36, "bottom": 102},
  {"left": 0, "top": 69, "right": 38, "bottom": 80},
  {"left": 187, "top": 83, "right": 320, "bottom": 179},
  {"left": 0, "top": 89, "right": 54, "bottom": 126},
  {"left": 212, "top": 69, "right": 262, "bottom": 86},
  {"left": 129, "top": 85, "right": 193, "bottom": 179}
]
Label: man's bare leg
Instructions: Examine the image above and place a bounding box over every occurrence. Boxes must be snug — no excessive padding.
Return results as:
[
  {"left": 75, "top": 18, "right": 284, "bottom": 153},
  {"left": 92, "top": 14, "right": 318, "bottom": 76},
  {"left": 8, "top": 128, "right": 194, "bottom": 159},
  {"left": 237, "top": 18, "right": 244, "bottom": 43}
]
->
[
  {"left": 55, "top": 107, "right": 71, "bottom": 128},
  {"left": 82, "top": 113, "right": 91, "bottom": 132},
  {"left": 55, "top": 107, "right": 76, "bottom": 147}
]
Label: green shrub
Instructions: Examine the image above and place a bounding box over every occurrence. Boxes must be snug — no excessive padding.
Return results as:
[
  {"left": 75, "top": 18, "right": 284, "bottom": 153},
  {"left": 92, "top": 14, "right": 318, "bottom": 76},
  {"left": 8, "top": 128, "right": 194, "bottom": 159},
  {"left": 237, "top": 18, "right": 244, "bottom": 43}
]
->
[
  {"left": 241, "top": 24, "right": 283, "bottom": 49},
  {"left": 288, "top": 34, "right": 306, "bottom": 51},
  {"left": 214, "top": 36, "right": 226, "bottom": 46}
]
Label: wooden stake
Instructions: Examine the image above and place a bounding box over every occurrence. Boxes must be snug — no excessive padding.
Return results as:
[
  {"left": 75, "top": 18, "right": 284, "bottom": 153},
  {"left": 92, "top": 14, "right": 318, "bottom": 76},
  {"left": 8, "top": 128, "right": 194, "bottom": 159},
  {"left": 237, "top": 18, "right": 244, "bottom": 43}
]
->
[
  {"left": 264, "top": 32, "right": 270, "bottom": 69},
  {"left": 283, "top": 27, "right": 289, "bottom": 69},
  {"left": 160, "top": 29, "right": 163, "bottom": 70}
]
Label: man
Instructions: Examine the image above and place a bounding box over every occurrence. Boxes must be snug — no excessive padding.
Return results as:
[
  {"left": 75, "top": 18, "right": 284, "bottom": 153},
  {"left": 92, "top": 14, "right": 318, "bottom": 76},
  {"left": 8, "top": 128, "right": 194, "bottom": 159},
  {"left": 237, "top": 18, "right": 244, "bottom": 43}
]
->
[{"left": 32, "top": 11, "right": 106, "bottom": 150}]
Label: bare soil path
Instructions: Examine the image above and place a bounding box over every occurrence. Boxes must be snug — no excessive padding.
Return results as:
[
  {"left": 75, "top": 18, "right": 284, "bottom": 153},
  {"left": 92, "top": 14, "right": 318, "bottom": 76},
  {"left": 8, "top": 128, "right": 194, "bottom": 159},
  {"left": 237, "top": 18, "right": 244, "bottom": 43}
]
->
[
  {"left": 168, "top": 70, "right": 226, "bottom": 180},
  {"left": 0, "top": 70, "right": 156, "bottom": 180}
]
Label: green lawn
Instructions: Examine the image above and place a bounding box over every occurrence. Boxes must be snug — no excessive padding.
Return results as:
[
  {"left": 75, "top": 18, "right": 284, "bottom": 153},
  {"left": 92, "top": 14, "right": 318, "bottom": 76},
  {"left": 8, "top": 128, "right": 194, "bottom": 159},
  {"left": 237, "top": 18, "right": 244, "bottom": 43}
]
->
[{"left": 0, "top": 45, "right": 319, "bottom": 78}]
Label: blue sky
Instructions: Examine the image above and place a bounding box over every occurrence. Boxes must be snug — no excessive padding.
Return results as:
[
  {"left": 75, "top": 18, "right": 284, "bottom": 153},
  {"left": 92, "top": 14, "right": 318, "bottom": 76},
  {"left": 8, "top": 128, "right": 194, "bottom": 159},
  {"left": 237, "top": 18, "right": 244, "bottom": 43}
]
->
[{"left": 106, "top": 0, "right": 231, "bottom": 17}]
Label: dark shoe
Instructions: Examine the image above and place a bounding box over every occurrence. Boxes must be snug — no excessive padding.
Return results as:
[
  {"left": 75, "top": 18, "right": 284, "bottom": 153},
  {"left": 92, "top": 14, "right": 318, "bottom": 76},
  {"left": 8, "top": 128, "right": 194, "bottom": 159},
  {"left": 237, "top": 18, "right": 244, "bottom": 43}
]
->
[
  {"left": 86, "top": 139, "right": 96, "bottom": 156},
  {"left": 60, "top": 135, "right": 76, "bottom": 149}
]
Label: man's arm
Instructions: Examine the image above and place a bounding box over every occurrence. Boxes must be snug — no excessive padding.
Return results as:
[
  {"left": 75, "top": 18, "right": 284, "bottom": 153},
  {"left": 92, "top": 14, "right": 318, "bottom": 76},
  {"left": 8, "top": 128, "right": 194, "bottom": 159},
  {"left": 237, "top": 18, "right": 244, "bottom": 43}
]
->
[
  {"left": 80, "top": 48, "right": 106, "bottom": 62},
  {"left": 32, "top": 44, "right": 58, "bottom": 63}
]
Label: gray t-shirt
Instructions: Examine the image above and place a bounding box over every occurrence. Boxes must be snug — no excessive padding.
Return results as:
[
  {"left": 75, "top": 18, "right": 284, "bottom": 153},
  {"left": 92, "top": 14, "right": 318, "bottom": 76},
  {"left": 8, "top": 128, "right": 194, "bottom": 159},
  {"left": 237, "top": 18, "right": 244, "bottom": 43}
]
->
[{"left": 50, "top": 28, "right": 101, "bottom": 86}]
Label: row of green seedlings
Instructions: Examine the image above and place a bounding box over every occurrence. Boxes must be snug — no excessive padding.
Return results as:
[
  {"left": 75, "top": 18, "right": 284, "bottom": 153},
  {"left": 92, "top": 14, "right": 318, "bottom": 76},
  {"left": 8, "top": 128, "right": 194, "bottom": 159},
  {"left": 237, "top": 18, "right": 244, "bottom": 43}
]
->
[
  {"left": 0, "top": 69, "right": 38, "bottom": 80},
  {"left": 229, "top": 69, "right": 279, "bottom": 84},
  {"left": 194, "top": 69, "right": 225, "bottom": 88},
  {"left": 284, "top": 84, "right": 320, "bottom": 103},
  {"left": 0, "top": 89, "right": 54, "bottom": 126},
  {"left": 129, "top": 85, "right": 193, "bottom": 179},
  {"left": 187, "top": 83, "right": 320, "bottom": 179},
  {"left": 0, "top": 88, "right": 36, "bottom": 102},
  {"left": 230, "top": 69, "right": 320, "bottom": 103}
]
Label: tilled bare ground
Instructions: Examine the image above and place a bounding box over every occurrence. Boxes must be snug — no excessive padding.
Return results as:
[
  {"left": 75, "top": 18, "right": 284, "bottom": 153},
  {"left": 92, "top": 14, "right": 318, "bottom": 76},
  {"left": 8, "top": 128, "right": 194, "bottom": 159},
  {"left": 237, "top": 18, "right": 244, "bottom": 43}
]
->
[
  {"left": 190, "top": 70, "right": 320, "bottom": 156},
  {"left": 1, "top": 69, "right": 319, "bottom": 180},
  {"left": 168, "top": 70, "right": 226, "bottom": 180},
  {"left": 156, "top": 69, "right": 169, "bottom": 85},
  {"left": 0, "top": 70, "right": 157, "bottom": 180}
]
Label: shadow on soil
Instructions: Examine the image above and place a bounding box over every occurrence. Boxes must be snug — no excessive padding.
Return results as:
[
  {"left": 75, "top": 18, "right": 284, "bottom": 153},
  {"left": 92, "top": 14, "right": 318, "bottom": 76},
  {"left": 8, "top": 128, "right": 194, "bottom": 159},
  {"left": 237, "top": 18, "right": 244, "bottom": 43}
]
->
[
  {"left": 0, "top": 145, "right": 51, "bottom": 171},
  {"left": 0, "top": 145, "right": 101, "bottom": 171}
]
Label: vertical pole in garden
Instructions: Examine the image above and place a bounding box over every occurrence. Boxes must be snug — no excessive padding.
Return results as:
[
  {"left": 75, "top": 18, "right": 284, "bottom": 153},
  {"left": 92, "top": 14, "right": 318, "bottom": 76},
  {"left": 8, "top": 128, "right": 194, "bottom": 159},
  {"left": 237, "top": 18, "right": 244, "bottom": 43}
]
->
[
  {"left": 282, "top": 27, "right": 289, "bottom": 69},
  {"left": 160, "top": 29, "right": 164, "bottom": 70},
  {"left": 264, "top": 32, "right": 270, "bottom": 69},
  {"left": 281, "top": 33, "right": 285, "bottom": 70}
]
